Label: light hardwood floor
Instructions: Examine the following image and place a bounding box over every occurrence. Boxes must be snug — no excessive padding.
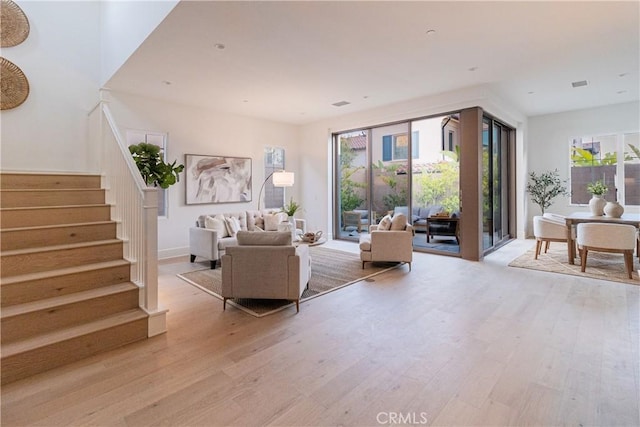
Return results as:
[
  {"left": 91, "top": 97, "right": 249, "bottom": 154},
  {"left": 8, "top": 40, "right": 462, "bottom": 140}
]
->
[{"left": 2, "top": 239, "right": 639, "bottom": 426}]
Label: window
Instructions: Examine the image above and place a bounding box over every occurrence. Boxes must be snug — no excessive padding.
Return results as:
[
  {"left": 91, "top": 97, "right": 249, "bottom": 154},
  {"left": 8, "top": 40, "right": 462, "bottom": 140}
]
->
[
  {"left": 570, "top": 132, "right": 639, "bottom": 206},
  {"left": 382, "top": 131, "right": 419, "bottom": 161},
  {"left": 263, "top": 147, "right": 285, "bottom": 209}
]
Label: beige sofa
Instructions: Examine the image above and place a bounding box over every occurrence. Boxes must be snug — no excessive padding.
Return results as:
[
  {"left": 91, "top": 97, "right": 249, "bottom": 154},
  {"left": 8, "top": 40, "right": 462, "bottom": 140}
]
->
[
  {"left": 221, "top": 231, "right": 311, "bottom": 312},
  {"left": 189, "top": 209, "right": 306, "bottom": 269}
]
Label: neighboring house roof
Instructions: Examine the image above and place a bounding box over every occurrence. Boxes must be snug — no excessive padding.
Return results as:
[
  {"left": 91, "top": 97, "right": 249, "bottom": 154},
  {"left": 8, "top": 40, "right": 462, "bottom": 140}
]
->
[{"left": 347, "top": 134, "right": 366, "bottom": 150}]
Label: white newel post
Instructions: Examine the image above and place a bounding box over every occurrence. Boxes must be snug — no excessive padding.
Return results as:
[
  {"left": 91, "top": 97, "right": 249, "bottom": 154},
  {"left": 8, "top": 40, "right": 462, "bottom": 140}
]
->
[{"left": 142, "top": 187, "right": 167, "bottom": 336}]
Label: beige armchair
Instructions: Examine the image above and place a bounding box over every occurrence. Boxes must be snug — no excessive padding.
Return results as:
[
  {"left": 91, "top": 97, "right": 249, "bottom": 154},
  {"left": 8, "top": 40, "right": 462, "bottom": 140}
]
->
[
  {"left": 221, "top": 231, "right": 311, "bottom": 312},
  {"left": 359, "top": 215, "right": 413, "bottom": 271}
]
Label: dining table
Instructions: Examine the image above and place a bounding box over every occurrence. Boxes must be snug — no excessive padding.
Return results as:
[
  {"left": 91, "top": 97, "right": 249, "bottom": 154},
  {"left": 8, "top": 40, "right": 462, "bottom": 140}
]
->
[{"left": 565, "top": 211, "right": 640, "bottom": 264}]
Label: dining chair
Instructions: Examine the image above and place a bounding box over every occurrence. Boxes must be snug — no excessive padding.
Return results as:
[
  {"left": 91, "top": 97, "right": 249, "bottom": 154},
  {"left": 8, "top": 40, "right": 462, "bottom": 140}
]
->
[
  {"left": 576, "top": 223, "right": 636, "bottom": 279},
  {"left": 532, "top": 213, "right": 574, "bottom": 260}
]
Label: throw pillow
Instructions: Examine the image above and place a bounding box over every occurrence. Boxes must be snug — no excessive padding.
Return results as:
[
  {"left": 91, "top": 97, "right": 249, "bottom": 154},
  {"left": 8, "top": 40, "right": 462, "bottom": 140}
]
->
[
  {"left": 264, "top": 214, "right": 280, "bottom": 231},
  {"left": 225, "top": 216, "right": 241, "bottom": 237},
  {"left": 378, "top": 214, "right": 392, "bottom": 231},
  {"left": 390, "top": 213, "right": 408, "bottom": 230},
  {"left": 204, "top": 215, "right": 228, "bottom": 237}
]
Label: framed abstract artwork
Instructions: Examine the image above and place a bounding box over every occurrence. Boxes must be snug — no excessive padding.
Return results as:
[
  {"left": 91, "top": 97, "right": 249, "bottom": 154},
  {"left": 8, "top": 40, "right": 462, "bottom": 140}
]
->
[{"left": 185, "top": 154, "right": 252, "bottom": 204}]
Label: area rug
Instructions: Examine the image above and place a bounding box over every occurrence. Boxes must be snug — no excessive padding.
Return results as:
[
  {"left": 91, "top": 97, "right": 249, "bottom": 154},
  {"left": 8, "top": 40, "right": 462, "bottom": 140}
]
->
[
  {"left": 509, "top": 245, "right": 639, "bottom": 286},
  {"left": 177, "top": 246, "right": 403, "bottom": 317}
]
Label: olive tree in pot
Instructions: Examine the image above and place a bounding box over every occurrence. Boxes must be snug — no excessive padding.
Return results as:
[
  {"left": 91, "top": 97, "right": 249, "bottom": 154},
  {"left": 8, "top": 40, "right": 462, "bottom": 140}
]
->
[
  {"left": 526, "top": 169, "right": 570, "bottom": 215},
  {"left": 129, "top": 143, "right": 184, "bottom": 188}
]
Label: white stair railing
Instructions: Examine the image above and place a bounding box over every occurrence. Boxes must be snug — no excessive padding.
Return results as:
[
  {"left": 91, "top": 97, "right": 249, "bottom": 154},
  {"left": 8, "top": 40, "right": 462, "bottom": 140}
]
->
[{"left": 88, "top": 100, "right": 167, "bottom": 337}]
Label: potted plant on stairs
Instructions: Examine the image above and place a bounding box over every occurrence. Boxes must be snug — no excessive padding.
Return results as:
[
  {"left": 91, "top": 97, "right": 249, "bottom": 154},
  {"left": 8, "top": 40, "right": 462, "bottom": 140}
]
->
[{"left": 129, "top": 142, "right": 184, "bottom": 188}]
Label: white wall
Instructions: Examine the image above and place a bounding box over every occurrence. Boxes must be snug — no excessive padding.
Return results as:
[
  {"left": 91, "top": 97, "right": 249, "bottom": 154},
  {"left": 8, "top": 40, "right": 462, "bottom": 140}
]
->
[
  {"left": 526, "top": 101, "right": 640, "bottom": 235},
  {"left": 100, "top": 0, "right": 178, "bottom": 85},
  {"left": 106, "top": 91, "right": 301, "bottom": 258},
  {"left": 0, "top": 1, "right": 102, "bottom": 173}
]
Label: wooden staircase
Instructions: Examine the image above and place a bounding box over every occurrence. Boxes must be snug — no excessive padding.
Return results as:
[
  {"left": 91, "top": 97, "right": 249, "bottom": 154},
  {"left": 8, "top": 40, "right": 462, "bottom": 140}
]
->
[{"left": 0, "top": 173, "right": 149, "bottom": 384}]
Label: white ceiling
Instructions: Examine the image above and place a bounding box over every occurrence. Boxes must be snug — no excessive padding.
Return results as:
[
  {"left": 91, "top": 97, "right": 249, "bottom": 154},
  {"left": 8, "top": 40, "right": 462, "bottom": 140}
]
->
[{"left": 106, "top": 1, "right": 640, "bottom": 125}]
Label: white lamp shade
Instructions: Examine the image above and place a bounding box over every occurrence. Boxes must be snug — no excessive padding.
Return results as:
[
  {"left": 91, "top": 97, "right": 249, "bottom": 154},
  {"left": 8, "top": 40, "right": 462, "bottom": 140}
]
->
[{"left": 273, "top": 171, "right": 294, "bottom": 187}]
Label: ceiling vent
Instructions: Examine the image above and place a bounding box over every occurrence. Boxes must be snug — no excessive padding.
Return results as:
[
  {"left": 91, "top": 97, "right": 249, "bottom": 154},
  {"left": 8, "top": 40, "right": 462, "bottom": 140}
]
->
[
  {"left": 332, "top": 101, "right": 351, "bottom": 107},
  {"left": 571, "top": 80, "right": 588, "bottom": 88}
]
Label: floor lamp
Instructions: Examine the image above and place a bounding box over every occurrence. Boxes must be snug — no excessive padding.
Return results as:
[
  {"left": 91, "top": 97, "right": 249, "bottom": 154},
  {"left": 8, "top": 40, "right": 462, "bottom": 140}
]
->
[{"left": 257, "top": 170, "right": 294, "bottom": 210}]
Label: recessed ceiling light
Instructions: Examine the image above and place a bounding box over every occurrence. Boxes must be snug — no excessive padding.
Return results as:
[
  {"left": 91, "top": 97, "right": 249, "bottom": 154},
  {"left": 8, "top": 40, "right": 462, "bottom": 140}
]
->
[
  {"left": 426, "top": 29, "right": 436, "bottom": 36},
  {"left": 332, "top": 101, "right": 351, "bottom": 107},
  {"left": 161, "top": 80, "right": 172, "bottom": 86},
  {"left": 242, "top": 99, "right": 248, "bottom": 103},
  {"left": 617, "top": 90, "right": 627, "bottom": 94},
  {"left": 619, "top": 73, "right": 628, "bottom": 77},
  {"left": 214, "top": 43, "right": 226, "bottom": 50},
  {"left": 468, "top": 66, "right": 478, "bottom": 72},
  {"left": 571, "top": 80, "right": 588, "bottom": 88},
  {"left": 363, "top": 95, "right": 369, "bottom": 99},
  {"left": 528, "top": 91, "right": 535, "bottom": 95}
]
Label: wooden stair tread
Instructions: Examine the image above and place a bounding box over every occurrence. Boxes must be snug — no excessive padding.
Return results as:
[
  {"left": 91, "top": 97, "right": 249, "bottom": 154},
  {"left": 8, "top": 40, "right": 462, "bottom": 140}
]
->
[
  {"left": 1, "top": 221, "right": 116, "bottom": 233},
  {"left": 0, "top": 259, "right": 130, "bottom": 286},
  {"left": 0, "top": 188, "right": 102, "bottom": 192},
  {"left": 1, "top": 239, "right": 121, "bottom": 257},
  {"left": 1, "top": 309, "right": 148, "bottom": 358},
  {"left": 0, "top": 203, "right": 109, "bottom": 212},
  {"left": 1, "top": 282, "right": 138, "bottom": 319}
]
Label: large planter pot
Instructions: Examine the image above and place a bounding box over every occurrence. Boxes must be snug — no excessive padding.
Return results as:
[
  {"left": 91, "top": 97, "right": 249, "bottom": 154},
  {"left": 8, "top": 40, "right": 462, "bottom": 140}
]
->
[
  {"left": 588, "top": 195, "right": 606, "bottom": 216},
  {"left": 604, "top": 201, "right": 624, "bottom": 218}
]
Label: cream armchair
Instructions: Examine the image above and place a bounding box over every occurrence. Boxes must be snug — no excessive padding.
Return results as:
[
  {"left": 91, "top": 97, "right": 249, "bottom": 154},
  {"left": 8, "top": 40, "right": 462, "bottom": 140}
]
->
[
  {"left": 359, "top": 215, "right": 413, "bottom": 271},
  {"left": 221, "top": 231, "right": 311, "bottom": 312}
]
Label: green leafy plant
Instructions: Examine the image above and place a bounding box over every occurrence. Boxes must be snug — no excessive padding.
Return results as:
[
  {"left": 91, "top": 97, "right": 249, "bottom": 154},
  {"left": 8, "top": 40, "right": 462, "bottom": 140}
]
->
[
  {"left": 281, "top": 197, "right": 301, "bottom": 216},
  {"left": 129, "top": 142, "right": 184, "bottom": 189},
  {"left": 571, "top": 147, "right": 619, "bottom": 166},
  {"left": 586, "top": 180, "right": 608, "bottom": 196},
  {"left": 526, "top": 169, "right": 570, "bottom": 214},
  {"left": 412, "top": 158, "right": 460, "bottom": 213}
]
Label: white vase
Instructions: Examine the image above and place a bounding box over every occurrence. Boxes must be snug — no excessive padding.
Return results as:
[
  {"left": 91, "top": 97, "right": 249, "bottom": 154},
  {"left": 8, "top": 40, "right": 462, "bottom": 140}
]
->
[
  {"left": 288, "top": 216, "right": 297, "bottom": 241},
  {"left": 604, "top": 201, "right": 624, "bottom": 218},
  {"left": 588, "top": 195, "right": 606, "bottom": 216}
]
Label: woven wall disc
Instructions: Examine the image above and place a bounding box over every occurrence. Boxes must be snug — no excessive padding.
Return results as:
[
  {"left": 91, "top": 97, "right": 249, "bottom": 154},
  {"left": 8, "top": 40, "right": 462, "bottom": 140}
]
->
[
  {"left": 1, "top": 57, "right": 29, "bottom": 110},
  {"left": 1, "top": 0, "right": 30, "bottom": 47}
]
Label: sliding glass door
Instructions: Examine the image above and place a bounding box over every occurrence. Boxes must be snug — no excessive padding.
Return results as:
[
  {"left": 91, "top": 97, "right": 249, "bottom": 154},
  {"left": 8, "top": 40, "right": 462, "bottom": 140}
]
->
[
  {"left": 336, "top": 130, "right": 369, "bottom": 238},
  {"left": 482, "top": 116, "right": 512, "bottom": 251},
  {"left": 371, "top": 123, "right": 410, "bottom": 222},
  {"left": 334, "top": 110, "right": 513, "bottom": 259}
]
